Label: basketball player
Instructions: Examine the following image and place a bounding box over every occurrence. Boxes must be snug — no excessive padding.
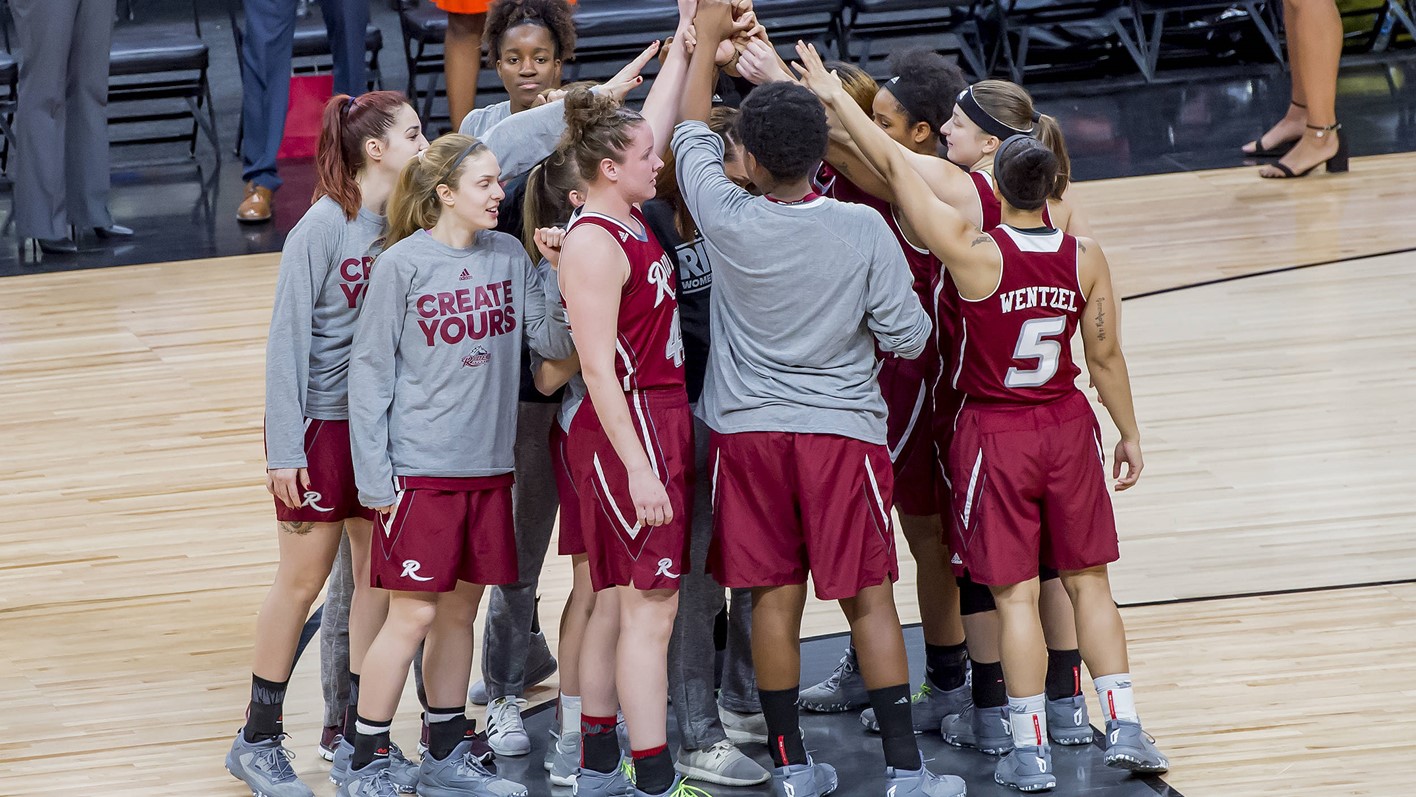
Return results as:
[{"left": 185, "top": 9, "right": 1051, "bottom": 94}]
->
[
  {"left": 553, "top": 5, "right": 698, "bottom": 793},
  {"left": 668, "top": 4, "right": 963, "bottom": 795},
  {"left": 799, "top": 41, "right": 1169, "bottom": 792},
  {"left": 338, "top": 133, "right": 572, "bottom": 797},
  {"left": 226, "top": 91, "right": 428, "bottom": 797}
]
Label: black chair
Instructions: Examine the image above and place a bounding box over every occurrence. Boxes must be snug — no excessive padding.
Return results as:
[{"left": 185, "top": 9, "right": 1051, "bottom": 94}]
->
[
  {"left": 399, "top": 2, "right": 449, "bottom": 120},
  {"left": 1124, "top": 0, "right": 1285, "bottom": 79},
  {"left": 0, "top": 4, "right": 15, "bottom": 174},
  {"left": 1348, "top": 0, "right": 1416, "bottom": 52},
  {"left": 994, "top": 0, "right": 1153, "bottom": 83},
  {"left": 106, "top": 0, "right": 219, "bottom": 158},
  {"left": 839, "top": 0, "right": 995, "bottom": 79}
]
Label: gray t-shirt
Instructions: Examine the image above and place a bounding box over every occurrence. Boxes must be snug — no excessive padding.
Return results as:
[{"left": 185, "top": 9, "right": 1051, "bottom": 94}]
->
[
  {"left": 264, "top": 197, "right": 385, "bottom": 469},
  {"left": 349, "top": 230, "right": 573, "bottom": 507},
  {"left": 671, "top": 121, "right": 931, "bottom": 445},
  {"left": 460, "top": 98, "right": 566, "bottom": 181}
]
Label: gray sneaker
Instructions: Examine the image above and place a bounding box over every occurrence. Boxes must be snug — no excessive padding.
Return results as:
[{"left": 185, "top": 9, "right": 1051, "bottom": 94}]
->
[
  {"left": 543, "top": 730, "right": 580, "bottom": 786},
  {"left": 719, "top": 706, "right": 768, "bottom": 745},
  {"left": 676, "top": 739, "right": 770, "bottom": 786},
  {"left": 882, "top": 759, "right": 967, "bottom": 797},
  {"left": 225, "top": 732, "right": 314, "bottom": 797},
  {"left": 861, "top": 681, "right": 972, "bottom": 734},
  {"left": 469, "top": 631, "right": 558, "bottom": 706},
  {"left": 330, "top": 737, "right": 419, "bottom": 792},
  {"left": 994, "top": 745, "right": 1057, "bottom": 792},
  {"left": 1103, "top": 720, "right": 1169, "bottom": 774},
  {"left": 419, "top": 739, "right": 529, "bottom": 797},
  {"left": 1045, "top": 696, "right": 1093, "bottom": 746},
  {"left": 336, "top": 758, "right": 402, "bottom": 797},
  {"left": 769, "top": 758, "right": 838, "bottom": 797},
  {"left": 574, "top": 758, "right": 636, "bottom": 797},
  {"left": 942, "top": 704, "right": 1014, "bottom": 755},
  {"left": 799, "top": 648, "right": 868, "bottom": 713}
]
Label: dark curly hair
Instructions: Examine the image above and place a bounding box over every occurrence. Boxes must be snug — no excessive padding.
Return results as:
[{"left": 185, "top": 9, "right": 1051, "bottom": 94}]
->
[
  {"left": 737, "top": 82, "right": 828, "bottom": 185},
  {"left": 483, "top": 0, "right": 577, "bottom": 64},
  {"left": 883, "top": 48, "right": 966, "bottom": 137}
]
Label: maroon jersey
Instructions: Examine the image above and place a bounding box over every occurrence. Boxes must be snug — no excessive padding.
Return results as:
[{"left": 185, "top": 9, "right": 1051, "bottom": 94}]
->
[
  {"left": 972, "top": 170, "right": 1052, "bottom": 232},
  {"left": 568, "top": 207, "right": 685, "bottom": 391},
  {"left": 950, "top": 226, "right": 1084, "bottom": 405},
  {"left": 814, "top": 163, "right": 890, "bottom": 216}
]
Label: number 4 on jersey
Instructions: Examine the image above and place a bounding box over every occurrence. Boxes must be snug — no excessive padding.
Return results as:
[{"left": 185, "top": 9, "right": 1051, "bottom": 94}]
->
[{"left": 1006, "top": 316, "right": 1067, "bottom": 388}]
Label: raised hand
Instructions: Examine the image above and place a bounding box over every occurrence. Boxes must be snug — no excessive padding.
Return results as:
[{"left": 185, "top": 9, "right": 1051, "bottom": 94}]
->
[
  {"left": 790, "top": 40, "right": 843, "bottom": 99},
  {"left": 535, "top": 226, "right": 568, "bottom": 268},
  {"left": 596, "top": 41, "right": 660, "bottom": 103},
  {"left": 737, "top": 36, "right": 792, "bottom": 85}
]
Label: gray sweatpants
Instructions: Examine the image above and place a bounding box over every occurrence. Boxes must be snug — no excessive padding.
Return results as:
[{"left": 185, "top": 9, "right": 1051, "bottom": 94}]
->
[
  {"left": 321, "top": 531, "right": 354, "bottom": 727},
  {"left": 668, "top": 415, "right": 759, "bottom": 752}
]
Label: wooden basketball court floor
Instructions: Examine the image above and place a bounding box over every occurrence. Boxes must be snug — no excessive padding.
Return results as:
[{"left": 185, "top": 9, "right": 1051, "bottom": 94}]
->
[{"left": 3, "top": 153, "right": 1414, "bottom": 797}]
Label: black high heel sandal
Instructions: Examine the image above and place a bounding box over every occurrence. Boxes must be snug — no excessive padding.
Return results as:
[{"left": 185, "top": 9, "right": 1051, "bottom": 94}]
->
[
  {"left": 1262, "top": 123, "right": 1348, "bottom": 179},
  {"left": 1242, "top": 101, "right": 1305, "bottom": 158}
]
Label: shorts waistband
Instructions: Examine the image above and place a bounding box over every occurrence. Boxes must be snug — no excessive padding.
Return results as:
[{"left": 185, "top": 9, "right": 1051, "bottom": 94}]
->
[
  {"left": 959, "top": 391, "right": 1093, "bottom": 432},
  {"left": 604, "top": 387, "right": 690, "bottom": 408},
  {"left": 395, "top": 473, "right": 514, "bottom": 492}
]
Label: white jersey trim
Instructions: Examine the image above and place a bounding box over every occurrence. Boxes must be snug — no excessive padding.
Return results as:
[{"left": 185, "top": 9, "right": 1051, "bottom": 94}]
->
[
  {"left": 577, "top": 210, "right": 648, "bottom": 242},
  {"left": 999, "top": 225, "right": 1065, "bottom": 253}
]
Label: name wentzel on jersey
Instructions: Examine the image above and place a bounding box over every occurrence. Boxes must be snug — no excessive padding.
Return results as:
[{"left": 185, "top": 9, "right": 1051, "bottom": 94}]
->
[
  {"left": 414, "top": 279, "right": 518, "bottom": 346},
  {"left": 999, "top": 285, "right": 1080, "bottom": 314}
]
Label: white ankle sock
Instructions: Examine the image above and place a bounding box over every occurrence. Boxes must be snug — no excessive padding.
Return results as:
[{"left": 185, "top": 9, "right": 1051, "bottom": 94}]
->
[
  {"left": 560, "top": 694, "right": 582, "bottom": 737},
  {"left": 1007, "top": 693, "right": 1047, "bottom": 748},
  {"left": 1093, "top": 673, "right": 1139, "bottom": 723}
]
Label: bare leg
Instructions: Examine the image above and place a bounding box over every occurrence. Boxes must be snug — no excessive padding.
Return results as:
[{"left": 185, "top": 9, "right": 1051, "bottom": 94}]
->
[
  {"left": 1244, "top": 0, "right": 1309, "bottom": 153},
  {"left": 358, "top": 591, "right": 439, "bottom": 722},
  {"left": 1059, "top": 566, "right": 1129, "bottom": 677},
  {"left": 750, "top": 584, "right": 809, "bottom": 690},
  {"left": 898, "top": 514, "right": 966, "bottom": 647},
  {"left": 989, "top": 578, "right": 1045, "bottom": 698},
  {"left": 556, "top": 554, "right": 596, "bottom": 698},
  {"left": 251, "top": 520, "right": 344, "bottom": 681},
  {"left": 1262, "top": 0, "right": 1344, "bottom": 175},
  {"left": 616, "top": 587, "right": 678, "bottom": 751},
  {"left": 1039, "top": 578, "right": 1079, "bottom": 651},
  {"left": 961, "top": 611, "right": 1001, "bottom": 663},
  {"left": 422, "top": 581, "right": 486, "bottom": 708},
  {"left": 580, "top": 587, "right": 622, "bottom": 720},
  {"left": 344, "top": 518, "right": 386, "bottom": 675},
  {"left": 839, "top": 581, "right": 910, "bottom": 689},
  {"left": 443, "top": 12, "right": 485, "bottom": 131}
]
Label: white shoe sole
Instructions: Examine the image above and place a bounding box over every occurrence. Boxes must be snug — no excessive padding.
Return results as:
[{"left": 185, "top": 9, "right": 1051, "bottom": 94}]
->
[
  {"left": 549, "top": 771, "right": 577, "bottom": 787},
  {"left": 674, "top": 761, "right": 770, "bottom": 787},
  {"left": 487, "top": 736, "right": 531, "bottom": 757}
]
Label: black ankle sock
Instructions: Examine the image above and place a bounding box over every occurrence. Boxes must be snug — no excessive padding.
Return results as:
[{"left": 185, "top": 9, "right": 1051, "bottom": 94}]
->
[
  {"left": 352, "top": 716, "right": 392, "bottom": 771},
  {"left": 426, "top": 705, "right": 466, "bottom": 761},
  {"left": 530, "top": 596, "right": 542, "bottom": 634},
  {"left": 632, "top": 745, "right": 674, "bottom": 794},
  {"left": 244, "top": 674, "right": 288, "bottom": 742},
  {"left": 972, "top": 659, "right": 1007, "bottom": 709},
  {"left": 759, "top": 686, "right": 807, "bottom": 767},
  {"left": 925, "top": 642, "right": 969, "bottom": 692},
  {"left": 868, "top": 684, "right": 920, "bottom": 770},
  {"left": 1045, "top": 648, "right": 1083, "bottom": 701},
  {"left": 342, "top": 672, "right": 361, "bottom": 740},
  {"left": 581, "top": 714, "right": 621, "bottom": 773}
]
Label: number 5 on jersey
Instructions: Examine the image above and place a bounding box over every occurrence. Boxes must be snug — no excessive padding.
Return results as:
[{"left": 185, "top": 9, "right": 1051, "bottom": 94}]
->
[{"left": 1006, "top": 316, "right": 1067, "bottom": 389}]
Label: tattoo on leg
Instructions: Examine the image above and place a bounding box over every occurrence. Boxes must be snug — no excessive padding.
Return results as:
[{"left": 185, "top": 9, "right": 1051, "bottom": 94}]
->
[{"left": 280, "top": 520, "right": 317, "bottom": 535}]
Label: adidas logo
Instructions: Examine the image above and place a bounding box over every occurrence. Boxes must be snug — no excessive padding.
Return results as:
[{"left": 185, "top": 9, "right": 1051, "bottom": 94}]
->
[
  {"left": 459, "top": 268, "right": 473, "bottom": 280},
  {"left": 951, "top": 553, "right": 962, "bottom": 565},
  {"left": 618, "top": 231, "right": 629, "bottom": 242}
]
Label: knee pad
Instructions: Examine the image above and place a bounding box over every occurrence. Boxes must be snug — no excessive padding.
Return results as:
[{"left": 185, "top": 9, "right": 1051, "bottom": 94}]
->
[{"left": 956, "top": 575, "right": 997, "bottom": 615}]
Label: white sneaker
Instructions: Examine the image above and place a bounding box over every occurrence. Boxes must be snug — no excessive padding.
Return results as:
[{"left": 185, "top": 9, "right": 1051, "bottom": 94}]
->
[
  {"left": 718, "top": 706, "right": 768, "bottom": 745},
  {"left": 675, "top": 740, "right": 770, "bottom": 787},
  {"left": 484, "top": 697, "right": 531, "bottom": 756}
]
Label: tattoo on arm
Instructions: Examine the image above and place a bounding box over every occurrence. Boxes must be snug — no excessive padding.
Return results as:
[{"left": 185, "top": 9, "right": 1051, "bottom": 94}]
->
[
  {"left": 970, "top": 235, "right": 991, "bottom": 247},
  {"left": 279, "top": 520, "right": 316, "bottom": 535},
  {"left": 1078, "top": 241, "right": 1088, "bottom": 254},
  {"left": 1095, "top": 298, "right": 1107, "bottom": 341}
]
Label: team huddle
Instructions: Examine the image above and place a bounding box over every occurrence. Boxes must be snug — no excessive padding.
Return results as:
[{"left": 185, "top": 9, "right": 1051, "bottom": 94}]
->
[{"left": 225, "top": 1, "right": 1168, "bottom": 796}]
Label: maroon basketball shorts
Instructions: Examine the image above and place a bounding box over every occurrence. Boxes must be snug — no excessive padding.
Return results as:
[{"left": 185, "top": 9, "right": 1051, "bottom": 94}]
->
[
  {"left": 549, "top": 421, "right": 587, "bottom": 556},
  {"left": 879, "top": 349, "right": 939, "bottom": 517},
  {"left": 708, "top": 431, "right": 900, "bottom": 601},
  {"left": 566, "top": 388, "right": 693, "bottom": 592},
  {"left": 269, "top": 419, "right": 376, "bottom": 523},
  {"left": 371, "top": 474, "right": 517, "bottom": 592},
  {"left": 945, "top": 391, "right": 1119, "bottom": 587}
]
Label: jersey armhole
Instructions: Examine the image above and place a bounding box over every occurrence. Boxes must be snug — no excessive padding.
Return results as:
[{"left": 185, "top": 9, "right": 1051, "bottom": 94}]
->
[
  {"left": 1074, "top": 236, "right": 1090, "bottom": 303},
  {"left": 562, "top": 223, "right": 633, "bottom": 289},
  {"left": 955, "top": 235, "right": 1004, "bottom": 305}
]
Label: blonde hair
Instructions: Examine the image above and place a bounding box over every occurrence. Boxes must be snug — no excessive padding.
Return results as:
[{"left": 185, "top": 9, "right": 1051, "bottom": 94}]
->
[
  {"left": 971, "top": 80, "right": 1071, "bottom": 199},
  {"left": 385, "top": 133, "right": 489, "bottom": 247}
]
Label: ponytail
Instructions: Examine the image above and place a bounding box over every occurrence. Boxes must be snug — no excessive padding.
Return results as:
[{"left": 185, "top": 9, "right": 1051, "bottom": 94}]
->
[
  {"left": 969, "top": 80, "right": 1072, "bottom": 200},
  {"left": 386, "top": 133, "right": 488, "bottom": 247},
  {"left": 521, "top": 147, "right": 584, "bottom": 261},
  {"left": 561, "top": 85, "right": 642, "bottom": 183},
  {"left": 1033, "top": 113, "right": 1070, "bottom": 199},
  {"left": 313, "top": 90, "right": 412, "bottom": 219}
]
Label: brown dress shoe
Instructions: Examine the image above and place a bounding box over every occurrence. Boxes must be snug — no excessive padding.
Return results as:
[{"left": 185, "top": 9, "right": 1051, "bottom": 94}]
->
[{"left": 237, "top": 182, "right": 274, "bottom": 223}]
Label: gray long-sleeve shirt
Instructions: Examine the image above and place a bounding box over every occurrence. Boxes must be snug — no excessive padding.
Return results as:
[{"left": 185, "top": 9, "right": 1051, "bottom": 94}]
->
[
  {"left": 349, "top": 230, "right": 573, "bottom": 507},
  {"left": 264, "top": 197, "right": 385, "bottom": 469},
  {"left": 460, "top": 99, "right": 566, "bottom": 181},
  {"left": 671, "top": 120, "right": 931, "bottom": 445}
]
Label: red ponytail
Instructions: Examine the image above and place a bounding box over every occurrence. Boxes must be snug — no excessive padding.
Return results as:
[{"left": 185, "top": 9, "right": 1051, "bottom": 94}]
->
[{"left": 314, "top": 90, "right": 411, "bottom": 220}]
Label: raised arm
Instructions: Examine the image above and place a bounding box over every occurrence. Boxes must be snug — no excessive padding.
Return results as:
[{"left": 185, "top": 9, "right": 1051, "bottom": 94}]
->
[
  {"left": 558, "top": 225, "right": 674, "bottom": 526},
  {"left": 794, "top": 42, "right": 998, "bottom": 298},
  {"left": 1077, "top": 238, "right": 1141, "bottom": 491},
  {"left": 639, "top": 2, "right": 697, "bottom": 157},
  {"left": 681, "top": 0, "right": 738, "bottom": 123}
]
